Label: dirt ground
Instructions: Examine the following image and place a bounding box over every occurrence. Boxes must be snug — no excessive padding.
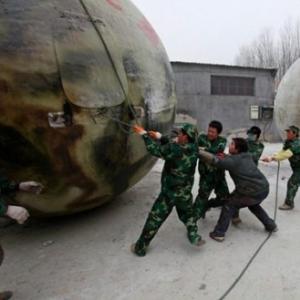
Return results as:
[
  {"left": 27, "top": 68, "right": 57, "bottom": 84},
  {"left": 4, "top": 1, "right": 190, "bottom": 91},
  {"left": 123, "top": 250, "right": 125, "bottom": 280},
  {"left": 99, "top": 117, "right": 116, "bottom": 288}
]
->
[{"left": 1, "top": 143, "right": 300, "bottom": 300}]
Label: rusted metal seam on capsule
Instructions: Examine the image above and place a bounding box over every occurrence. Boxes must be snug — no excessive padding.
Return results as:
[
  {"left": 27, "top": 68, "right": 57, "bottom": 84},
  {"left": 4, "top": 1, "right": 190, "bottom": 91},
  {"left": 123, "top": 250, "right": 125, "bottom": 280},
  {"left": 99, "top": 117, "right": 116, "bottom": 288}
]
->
[
  {"left": 51, "top": 24, "right": 134, "bottom": 133},
  {"left": 77, "top": 0, "right": 140, "bottom": 125}
]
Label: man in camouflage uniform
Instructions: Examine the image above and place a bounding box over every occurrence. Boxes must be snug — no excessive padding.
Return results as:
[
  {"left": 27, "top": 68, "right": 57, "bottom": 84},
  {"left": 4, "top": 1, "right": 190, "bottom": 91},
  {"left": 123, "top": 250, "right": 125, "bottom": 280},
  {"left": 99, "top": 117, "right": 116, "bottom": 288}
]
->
[
  {"left": 247, "top": 126, "right": 264, "bottom": 165},
  {"left": 131, "top": 123, "right": 205, "bottom": 257},
  {"left": 0, "top": 174, "right": 43, "bottom": 300},
  {"left": 232, "top": 126, "right": 264, "bottom": 224},
  {"left": 194, "top": 120, "right": 229, "bottom": 220},
  {"left": 263, "top": 125, "right": 300, "bottom": 210}
]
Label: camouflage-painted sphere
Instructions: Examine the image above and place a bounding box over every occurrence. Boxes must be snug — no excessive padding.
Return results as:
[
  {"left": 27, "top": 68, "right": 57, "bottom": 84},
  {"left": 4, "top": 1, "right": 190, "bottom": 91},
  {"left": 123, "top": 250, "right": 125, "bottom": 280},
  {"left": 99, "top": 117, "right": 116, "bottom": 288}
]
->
[
  {"left": 275, "top": 59, "right": 300, "bottom": 139},
  {"left": 0, "top": 0, "right": 176, "bottom": 216}
]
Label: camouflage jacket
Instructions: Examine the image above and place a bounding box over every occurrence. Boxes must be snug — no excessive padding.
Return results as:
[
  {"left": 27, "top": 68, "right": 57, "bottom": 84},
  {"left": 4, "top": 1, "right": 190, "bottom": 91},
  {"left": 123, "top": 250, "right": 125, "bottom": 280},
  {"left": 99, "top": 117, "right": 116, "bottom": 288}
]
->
[
  {"left": 283, "top": 139, "right": 300, "bottom": 170},
  {"left": 0, "top": 172, "right": 19, "bottom": 216},
  {"left": 198, "top": 134, "right": 227, "bottom": 174},
  {"left": 247, "top": 140, "right": 264, "bottom": 165},
  {"left": 142, "top": 135, "right": 198, "bottom": 187}
]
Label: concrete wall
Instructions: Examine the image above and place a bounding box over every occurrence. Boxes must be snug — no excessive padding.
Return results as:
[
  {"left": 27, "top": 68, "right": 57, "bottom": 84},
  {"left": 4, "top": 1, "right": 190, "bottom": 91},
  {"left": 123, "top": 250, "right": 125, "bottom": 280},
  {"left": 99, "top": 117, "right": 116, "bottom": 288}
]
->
[{"left": 172, "top": 62, "right": 281, "bottom": 142}]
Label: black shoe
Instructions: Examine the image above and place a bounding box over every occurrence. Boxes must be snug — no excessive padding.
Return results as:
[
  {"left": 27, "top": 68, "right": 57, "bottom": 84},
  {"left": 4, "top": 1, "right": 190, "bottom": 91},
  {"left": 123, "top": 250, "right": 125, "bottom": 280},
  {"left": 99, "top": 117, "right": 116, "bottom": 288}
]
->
[
  {"left": 0, "top": 291, "right": 13, "bottom": 300},
  {"left": 265, "top": 225, "right": 278, "bottom": 233},
  {"left": 209, "top": 232, "right": 225, "bottom": 242}
]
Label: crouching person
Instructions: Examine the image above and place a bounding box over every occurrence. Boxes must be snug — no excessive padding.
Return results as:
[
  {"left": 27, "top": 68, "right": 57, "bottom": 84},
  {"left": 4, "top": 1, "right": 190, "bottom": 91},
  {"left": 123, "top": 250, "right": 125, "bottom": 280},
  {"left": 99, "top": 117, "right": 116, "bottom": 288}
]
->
[
  {"left": 131, "top": 123, "right": 205, "bottom": 256},
  {"left": 199, "top": 138, "right": 277, "bottom": 242}
]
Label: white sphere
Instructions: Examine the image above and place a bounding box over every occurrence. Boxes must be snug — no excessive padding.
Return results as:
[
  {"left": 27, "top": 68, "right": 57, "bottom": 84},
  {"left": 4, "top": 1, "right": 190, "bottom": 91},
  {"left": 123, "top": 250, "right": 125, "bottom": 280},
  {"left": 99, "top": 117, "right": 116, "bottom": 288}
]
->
[{"left": 275, "top": 59, "right": 300, "bottom": 139}]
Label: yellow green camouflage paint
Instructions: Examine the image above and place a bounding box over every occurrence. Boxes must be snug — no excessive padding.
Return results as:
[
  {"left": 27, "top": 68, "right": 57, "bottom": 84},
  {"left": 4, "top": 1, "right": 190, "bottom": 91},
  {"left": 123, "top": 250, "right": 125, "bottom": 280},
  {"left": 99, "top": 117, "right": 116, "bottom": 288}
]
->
[{"left": 0, "top": 0, "right": 176, "bottom": 216}]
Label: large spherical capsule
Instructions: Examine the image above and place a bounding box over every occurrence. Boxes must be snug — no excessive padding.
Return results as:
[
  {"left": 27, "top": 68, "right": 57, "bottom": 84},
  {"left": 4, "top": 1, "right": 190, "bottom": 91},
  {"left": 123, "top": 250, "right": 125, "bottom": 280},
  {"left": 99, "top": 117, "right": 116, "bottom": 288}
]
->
[
  {"left": 0, "top": 0, "right": 176, "bottom": 215},
  {"left": 275, "top": 58, "right": 300, "bottom": 139}
]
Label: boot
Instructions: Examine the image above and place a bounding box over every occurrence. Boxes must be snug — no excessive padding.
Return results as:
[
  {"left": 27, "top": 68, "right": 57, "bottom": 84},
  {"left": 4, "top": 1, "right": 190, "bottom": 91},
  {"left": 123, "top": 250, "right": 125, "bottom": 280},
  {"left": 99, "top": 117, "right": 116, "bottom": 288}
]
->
[
  {"left": 187, "top": 231, "right": 206, "bottom": 247},
  {"left": 0, "top": 291, "right": 13, "bottom": 300},
  {"left": 232, "top": 217, "right": 242, "bottom": 225}
]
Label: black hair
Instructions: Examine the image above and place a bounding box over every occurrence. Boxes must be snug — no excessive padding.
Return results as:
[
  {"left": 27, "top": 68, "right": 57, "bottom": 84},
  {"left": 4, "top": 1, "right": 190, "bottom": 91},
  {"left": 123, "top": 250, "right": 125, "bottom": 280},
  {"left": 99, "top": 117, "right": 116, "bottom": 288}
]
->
[
  {"left": 209, "top": 120, "right": 223, "bottom": 134},
  {"left": 248, "top": 126, "right": 261, "bottom": 139},
  {"left": 181, "top": 129, "right": 195, "bottom": 143},
  {"left": 291, "top": 129, "right": 299, "bottom": 138},
  {"left": 232, "top": 138, "right": 248, "bottom": 153}
]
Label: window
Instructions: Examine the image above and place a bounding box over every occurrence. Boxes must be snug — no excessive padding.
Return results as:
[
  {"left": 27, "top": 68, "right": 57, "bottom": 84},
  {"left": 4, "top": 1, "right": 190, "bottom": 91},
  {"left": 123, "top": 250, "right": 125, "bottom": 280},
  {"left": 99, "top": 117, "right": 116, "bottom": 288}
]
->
[{"left": 211, "top": 75, "right": 255, "bottom": 96}]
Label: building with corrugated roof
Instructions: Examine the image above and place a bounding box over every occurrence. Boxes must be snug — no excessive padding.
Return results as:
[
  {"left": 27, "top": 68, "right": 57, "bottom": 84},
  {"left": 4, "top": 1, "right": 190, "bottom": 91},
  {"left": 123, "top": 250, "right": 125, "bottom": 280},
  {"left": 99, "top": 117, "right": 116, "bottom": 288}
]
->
[{"left": 171, "top": 61, "right": 280, "bottom": 141}]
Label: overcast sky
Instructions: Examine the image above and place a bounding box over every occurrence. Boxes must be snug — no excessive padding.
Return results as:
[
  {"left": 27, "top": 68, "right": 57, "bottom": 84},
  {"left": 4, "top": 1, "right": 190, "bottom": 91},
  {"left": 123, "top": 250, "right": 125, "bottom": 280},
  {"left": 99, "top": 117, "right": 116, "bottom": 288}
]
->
[{"left": 131, "top": 0, "right": 300, "bottom": 64}]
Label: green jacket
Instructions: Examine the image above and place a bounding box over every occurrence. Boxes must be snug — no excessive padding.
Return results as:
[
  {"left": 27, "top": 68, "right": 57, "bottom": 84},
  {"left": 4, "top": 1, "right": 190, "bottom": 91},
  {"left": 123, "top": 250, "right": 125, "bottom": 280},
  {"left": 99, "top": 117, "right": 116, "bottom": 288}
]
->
[
  {"left": 283, "top": 139, "right": 300, "bottom": 170},
  {"left": 143, "top": 135, "right": 198, "bottom": 188},
  {"left": 247, "top": 140, "right": 264, "bottom": 165},
  {"left": 213, "top": 153, "right": 269, "bottom": 196},
  {"left": 0, "top": 172, "right": 19, "bottom": 216},
  {"left": 198, "top": 134, "right": 227, "bottom": 174}
]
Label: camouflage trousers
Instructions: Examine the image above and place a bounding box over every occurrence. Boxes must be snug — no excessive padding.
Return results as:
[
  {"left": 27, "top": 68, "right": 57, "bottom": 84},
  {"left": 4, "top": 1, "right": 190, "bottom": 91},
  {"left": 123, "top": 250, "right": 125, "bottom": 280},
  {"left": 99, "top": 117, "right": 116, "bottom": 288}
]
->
[
  {"left": 0, "top": 243, "right": 3, "bottom": 267},
  {"left": 194, "top": 171, "right": 229, "bottom": 220},
  {"left": 285, "top": 170, "right": 300, "bottom": 207},
  {"left": 134, "top": 184, "right": 201, "bottom": 256}
]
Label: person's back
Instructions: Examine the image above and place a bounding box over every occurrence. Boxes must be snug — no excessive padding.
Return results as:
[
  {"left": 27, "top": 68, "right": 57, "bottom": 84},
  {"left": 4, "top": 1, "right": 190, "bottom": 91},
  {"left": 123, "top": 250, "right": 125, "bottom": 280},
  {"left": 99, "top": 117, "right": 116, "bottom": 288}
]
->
[
  {"left": 161, "top": 141, "right": 198, "bottom": 186},
  {"left": 199, "top": 137, "right": 277, "bottom": 241},
  {"left": 220, "top": 152, "right": 269, "bottom": 197}
]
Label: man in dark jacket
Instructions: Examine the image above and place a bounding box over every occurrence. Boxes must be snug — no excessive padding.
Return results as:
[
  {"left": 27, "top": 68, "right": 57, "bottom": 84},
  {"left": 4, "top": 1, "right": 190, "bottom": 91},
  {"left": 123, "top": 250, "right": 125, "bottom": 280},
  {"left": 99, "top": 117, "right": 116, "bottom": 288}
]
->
[
  {"left": 232, "top": 126, "right": 265, "bottom": 225},
  {"left": 199, "top": 138, "right": 277, "bottom": 242}
]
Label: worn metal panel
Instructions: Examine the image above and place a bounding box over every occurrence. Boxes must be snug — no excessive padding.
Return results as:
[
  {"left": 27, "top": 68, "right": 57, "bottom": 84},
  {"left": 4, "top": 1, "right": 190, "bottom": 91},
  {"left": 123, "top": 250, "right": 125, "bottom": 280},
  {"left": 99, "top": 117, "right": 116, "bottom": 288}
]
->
[{"left": 0, "top": 0, "right": 176, "bottom": 216}]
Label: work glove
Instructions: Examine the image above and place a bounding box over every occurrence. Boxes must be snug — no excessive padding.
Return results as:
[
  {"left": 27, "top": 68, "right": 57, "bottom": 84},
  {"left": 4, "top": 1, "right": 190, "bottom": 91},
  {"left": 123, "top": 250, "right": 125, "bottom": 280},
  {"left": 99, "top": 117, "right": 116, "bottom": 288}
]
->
[
  {"left": 19, "top": 181, "right": 44, "bottom": 194},
  {"left": 6, "top": 205, "right": 30, "bottom": 224},
  {"left": 148, "top": 131, "right": 162, "bottom": 140},
  {"left": 133, "top": 125, "right": 147, "bottom": 135},
  {"left": 261, "top": 156, "right": 273, "bottom": 163}
]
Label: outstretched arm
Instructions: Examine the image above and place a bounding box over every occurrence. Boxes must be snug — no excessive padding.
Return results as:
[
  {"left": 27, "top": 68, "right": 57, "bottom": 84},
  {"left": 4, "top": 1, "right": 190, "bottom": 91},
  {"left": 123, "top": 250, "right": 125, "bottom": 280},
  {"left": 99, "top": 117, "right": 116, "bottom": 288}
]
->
[
  {"left": 133, "top": 125, "right": 181, "bottom": 160},
  {"left": 143, "top": 135, "right": 180, "bottom": 160},
  {"left": 198, "top": 149, "right": 235, "bottom": 170},
  {"left": 262, "top": 149, "right": 293, "bottom": 162}
]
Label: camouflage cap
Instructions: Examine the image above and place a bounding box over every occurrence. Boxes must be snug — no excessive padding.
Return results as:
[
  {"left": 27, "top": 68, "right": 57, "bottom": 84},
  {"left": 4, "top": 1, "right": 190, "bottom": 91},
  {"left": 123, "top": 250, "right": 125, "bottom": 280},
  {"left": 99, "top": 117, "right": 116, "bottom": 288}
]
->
[
  {"left": 181, "top": 123, "right": 198, "bottom": 141},
  {"left": 285, "top": 125, "right": 300, "bottom": 135}
]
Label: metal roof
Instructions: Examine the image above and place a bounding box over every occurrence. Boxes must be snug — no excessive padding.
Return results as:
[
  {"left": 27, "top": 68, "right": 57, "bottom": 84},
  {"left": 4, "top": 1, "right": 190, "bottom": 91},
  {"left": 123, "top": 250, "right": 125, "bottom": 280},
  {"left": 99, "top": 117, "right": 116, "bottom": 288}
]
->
[{"left": 171, "top": 61, "right": 278, "bottom": 78}]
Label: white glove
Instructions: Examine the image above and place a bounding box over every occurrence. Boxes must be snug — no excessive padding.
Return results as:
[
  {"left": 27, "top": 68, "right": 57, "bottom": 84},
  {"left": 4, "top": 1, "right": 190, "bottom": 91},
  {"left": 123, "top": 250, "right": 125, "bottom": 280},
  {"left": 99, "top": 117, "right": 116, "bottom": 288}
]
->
[
  {"left": 148, "top": 131, "right": 162, "bottom": 140},
  {"left": 6, "top": 205, "right": 30, "bottom": 224},
  {"left": 19, "top": 181, "right": 44, "bottom": 194},
  {"left": 261, "top": 156, "right": 273, "bottom": 163},
  {"left": 133, "top": 125, "right": 147, "bottom": 135}
]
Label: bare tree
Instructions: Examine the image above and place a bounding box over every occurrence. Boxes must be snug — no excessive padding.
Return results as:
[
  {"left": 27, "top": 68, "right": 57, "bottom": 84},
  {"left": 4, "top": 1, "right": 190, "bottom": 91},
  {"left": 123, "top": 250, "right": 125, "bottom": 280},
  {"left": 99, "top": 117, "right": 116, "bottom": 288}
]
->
[
  {"left": 235, "top": 18, "right": 300, "bottom": 82},
  {"left": 235, "top": 29, "right": 276, "bottom": 68}
]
